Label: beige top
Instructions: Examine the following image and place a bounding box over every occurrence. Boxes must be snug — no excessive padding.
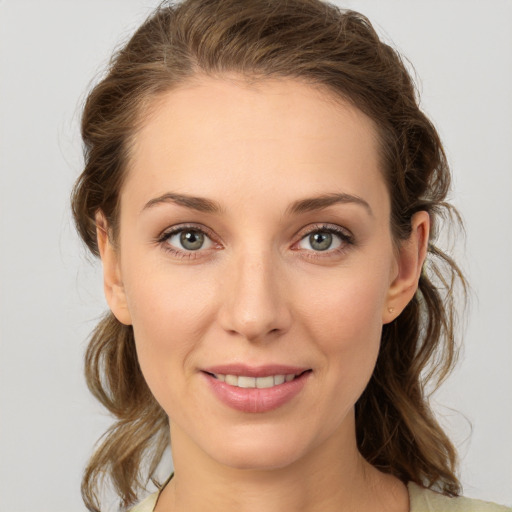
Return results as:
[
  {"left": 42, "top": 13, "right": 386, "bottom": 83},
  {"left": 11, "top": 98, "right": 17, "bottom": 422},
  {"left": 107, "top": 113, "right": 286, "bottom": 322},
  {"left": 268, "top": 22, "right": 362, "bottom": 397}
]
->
[{"left": 129, "top": 481, "right": 511, "bottom": 512}]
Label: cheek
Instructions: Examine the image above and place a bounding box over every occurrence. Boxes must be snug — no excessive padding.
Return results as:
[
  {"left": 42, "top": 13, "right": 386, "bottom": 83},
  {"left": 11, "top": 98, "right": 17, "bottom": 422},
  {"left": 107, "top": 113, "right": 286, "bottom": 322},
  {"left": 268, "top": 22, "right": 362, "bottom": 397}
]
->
[
  {"left": 296, "top": 264, "right": 390, "bottom": 391},
  {"left": 121, "top": 256, "right": 219, "bottom": 393},
  {"left": 300, "top": 266, "right": 389, "bottom": 345}
]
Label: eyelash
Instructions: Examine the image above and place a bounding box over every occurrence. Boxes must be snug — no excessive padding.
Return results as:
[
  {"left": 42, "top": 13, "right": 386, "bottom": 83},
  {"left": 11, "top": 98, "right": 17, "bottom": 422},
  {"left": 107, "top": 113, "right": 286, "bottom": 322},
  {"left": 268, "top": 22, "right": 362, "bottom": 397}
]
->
[
  {"left": 156, "top": 223, "right": 219, "bottom": 260},
  {"left": 294, "top": 224, "right": 354, "bottom": 260},
  {"left": 156, "top": 223, "right": 354, "bottom": 260}
]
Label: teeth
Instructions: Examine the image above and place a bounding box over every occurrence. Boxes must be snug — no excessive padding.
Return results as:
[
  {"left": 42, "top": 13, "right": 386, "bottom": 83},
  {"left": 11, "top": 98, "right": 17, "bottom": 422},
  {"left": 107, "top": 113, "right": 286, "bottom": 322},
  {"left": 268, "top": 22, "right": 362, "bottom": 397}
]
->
[
  {"left": 238, "top": 376, "right": 256, "bottom": 388},
  {"left": 225, "top": 374, "right": 238, "bottom": 386},
  {"left": 213, "top": 373, "right": 297, "bottom": 388},
  {"left": 256, "top": 376, "right": 274, "bottom": 388},
  {"left": 274, "top": 375, "right": 285, "bottom": 385}
]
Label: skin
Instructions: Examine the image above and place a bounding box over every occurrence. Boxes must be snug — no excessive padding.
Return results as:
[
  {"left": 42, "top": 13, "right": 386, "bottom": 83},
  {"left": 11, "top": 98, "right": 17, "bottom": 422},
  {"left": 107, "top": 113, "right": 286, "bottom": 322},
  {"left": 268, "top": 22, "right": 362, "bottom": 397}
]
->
[{"left": 97, "top": 76, "right": 429, "bottom": 512}]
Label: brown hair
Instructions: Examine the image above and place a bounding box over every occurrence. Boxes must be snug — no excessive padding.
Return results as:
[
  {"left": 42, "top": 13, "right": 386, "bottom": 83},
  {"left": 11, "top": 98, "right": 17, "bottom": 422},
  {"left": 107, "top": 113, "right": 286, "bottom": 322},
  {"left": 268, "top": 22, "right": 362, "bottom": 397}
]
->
[{"left": 71, "top": 0, "right": 467, "bottom": 509}]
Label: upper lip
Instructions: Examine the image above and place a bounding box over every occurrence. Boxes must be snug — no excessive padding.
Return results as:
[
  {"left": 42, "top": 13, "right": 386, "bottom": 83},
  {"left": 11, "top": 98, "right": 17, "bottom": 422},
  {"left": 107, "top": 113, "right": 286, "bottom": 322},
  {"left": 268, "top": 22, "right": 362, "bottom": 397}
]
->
[{"left": 202, "top": 364, "right": 310, "bottom": 378}]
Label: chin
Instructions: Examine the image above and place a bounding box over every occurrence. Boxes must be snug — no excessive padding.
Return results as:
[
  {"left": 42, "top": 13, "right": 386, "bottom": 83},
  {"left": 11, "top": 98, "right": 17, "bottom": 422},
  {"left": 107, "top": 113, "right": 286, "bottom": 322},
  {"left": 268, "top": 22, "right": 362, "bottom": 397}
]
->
[
  {"left": 204, "top": 426, "right": 313, "bottom": 471},
  {"left": 213, "top": 447, "right": 302, "bottom": 472}
]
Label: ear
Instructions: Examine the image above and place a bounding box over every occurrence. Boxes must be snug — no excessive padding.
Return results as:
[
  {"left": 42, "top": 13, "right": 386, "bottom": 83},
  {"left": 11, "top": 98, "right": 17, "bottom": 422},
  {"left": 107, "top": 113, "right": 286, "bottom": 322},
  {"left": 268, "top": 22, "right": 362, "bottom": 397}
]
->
[
  {"left": 383, "top": 211, "right": 430, "bottom": 324},
  {"left": 95, "top": 211, "right": 132, "bottom": 325}
]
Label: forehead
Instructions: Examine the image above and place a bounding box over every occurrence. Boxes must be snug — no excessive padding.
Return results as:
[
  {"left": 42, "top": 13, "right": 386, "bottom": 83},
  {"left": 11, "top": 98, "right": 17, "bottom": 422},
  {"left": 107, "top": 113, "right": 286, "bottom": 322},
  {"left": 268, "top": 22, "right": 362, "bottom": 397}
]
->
[{"left": 124, "top": 76, "right": 387, "bottom": 214}]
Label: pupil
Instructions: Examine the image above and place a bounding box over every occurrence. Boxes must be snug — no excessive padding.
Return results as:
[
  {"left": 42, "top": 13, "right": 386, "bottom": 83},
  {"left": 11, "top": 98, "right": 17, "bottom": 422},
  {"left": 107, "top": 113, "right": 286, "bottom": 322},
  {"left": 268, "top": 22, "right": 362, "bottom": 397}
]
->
[
  {"left": 310, "top": 232, "right": 332, "bottom": 251},
  {"left": 180, "top": 230, "right": 204, "bottom": 250}
]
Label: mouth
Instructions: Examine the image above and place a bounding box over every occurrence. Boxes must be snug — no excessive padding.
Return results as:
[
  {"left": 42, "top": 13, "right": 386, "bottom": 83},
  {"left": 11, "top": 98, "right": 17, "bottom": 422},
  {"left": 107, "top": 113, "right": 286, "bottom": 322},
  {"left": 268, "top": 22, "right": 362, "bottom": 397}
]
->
[
  {"left": 201, "top": 367, "right": 312, "bottom": 413},
  {"left": 204, "top": 370, "right": 310, "bottom": 389}
]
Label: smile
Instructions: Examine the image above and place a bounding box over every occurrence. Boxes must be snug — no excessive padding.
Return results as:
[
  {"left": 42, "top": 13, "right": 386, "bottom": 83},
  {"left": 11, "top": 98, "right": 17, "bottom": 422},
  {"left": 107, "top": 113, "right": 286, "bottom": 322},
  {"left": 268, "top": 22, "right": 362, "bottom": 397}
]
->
[
  {"left": 211, "top": 373, "right": 297, "bottom": 388},
  {"left": 202, "top": 368, "right": 312, "bottom": 413}
]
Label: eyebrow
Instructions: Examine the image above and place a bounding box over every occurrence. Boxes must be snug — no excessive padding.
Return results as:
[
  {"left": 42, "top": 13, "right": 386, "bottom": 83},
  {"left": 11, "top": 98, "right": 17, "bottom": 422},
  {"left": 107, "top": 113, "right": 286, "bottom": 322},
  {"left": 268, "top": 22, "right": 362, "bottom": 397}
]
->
[
  {"left": 142, "top": 193, "right": 223, "bottom": 214},
  {"left": 286, "top": 193, "right": 373, "bottom": 217},
  {"left": 141, "top": 191, "right": 372, "bottom": 216}
]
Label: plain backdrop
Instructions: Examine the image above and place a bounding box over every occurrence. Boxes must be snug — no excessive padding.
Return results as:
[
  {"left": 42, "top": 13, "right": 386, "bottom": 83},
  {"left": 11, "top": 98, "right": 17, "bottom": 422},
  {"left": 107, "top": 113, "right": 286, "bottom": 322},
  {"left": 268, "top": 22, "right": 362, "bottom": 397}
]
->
[{"left": 0, "top": 1, "right": 511, "bottom": 510}]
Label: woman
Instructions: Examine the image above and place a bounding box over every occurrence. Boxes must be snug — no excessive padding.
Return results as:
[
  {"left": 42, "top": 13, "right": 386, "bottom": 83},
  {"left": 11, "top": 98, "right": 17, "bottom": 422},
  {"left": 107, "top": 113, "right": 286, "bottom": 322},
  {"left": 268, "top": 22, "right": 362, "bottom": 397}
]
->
[{"left": 71, "top": 0, "right": 510, "bottom": 511}]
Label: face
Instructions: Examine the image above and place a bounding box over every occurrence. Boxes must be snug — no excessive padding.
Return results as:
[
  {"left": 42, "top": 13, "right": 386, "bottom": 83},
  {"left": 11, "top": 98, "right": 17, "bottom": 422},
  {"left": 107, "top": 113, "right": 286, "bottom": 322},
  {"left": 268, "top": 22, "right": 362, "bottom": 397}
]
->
[{"left": 99, "top": 76, "right": 427, "bottom": 472}]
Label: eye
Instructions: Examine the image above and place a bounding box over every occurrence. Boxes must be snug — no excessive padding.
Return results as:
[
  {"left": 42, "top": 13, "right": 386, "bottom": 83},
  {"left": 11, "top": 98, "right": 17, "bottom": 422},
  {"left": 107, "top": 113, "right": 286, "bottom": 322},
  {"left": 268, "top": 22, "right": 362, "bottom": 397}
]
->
[
  {"left": 299, "top": 231, "right": 340, "bottom": 251},
  {"left": 163, "top": 227, "right": 214, "bottom": 252},
  {"left": 296, "top": 225, "right": 352, "bottom": 253}
]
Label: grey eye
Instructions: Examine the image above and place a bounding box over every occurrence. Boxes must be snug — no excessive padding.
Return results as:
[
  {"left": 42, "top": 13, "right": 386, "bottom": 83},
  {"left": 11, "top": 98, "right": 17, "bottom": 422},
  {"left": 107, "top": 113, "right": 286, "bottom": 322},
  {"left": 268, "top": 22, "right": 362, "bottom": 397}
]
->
[
  {"left": 298, "top": 230, "right": 342, "bottom": 252},
  {"left": 309, "top": 232, "right": 333, "bottom": 251},
  {"left": 166, "top": 229, "right": 213, "bottom": 251},
  {"left": 180, "top": 230, "right": 205, "bottom": 250}
]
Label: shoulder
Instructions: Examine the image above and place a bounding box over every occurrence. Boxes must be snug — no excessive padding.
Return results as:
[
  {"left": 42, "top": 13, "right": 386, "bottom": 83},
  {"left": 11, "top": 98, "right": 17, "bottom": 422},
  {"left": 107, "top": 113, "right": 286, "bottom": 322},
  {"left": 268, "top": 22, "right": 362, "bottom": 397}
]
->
[
  {"left": 408, "top": 482, "right": 512, "bottom": 512},
  {"left": 127, "top": 483, "right": 512, "bottom": 512},
  {"left": 128, "top": 491, "right": 159, "bottom": 512}
]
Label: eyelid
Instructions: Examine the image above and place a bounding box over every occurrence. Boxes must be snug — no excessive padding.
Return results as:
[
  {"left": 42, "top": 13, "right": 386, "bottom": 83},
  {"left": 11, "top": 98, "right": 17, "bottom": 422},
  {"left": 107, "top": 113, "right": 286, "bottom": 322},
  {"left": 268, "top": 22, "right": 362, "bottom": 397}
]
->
[
  {"left": 155, "top": 222, "right": 354, "bottom": 260},
  {"left": 295, "top": 223, "right": 353, "bottom": 243},
  {"left": 292, "top": 223, "right": 354, "bottom": 255},
  {"left": 157, "top": 223, "right": 222, "bottom": 257},
  {"left": 158, "top": 223, "right": 216, "bottom": 241}
]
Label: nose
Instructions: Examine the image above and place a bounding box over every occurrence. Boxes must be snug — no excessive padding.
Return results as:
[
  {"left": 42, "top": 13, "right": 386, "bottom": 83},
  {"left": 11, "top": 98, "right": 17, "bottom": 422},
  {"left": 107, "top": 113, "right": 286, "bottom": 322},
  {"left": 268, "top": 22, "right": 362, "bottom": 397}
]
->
[{"left": 218, "top": 248, "right": 292, "bottom": 342}]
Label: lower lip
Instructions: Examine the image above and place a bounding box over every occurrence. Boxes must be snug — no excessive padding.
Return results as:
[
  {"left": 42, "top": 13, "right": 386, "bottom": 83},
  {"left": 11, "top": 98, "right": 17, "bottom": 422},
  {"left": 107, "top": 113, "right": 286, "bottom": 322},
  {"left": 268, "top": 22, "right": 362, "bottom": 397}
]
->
[{"left": 203, "top": 372, "right": 310, "bottom": 413}]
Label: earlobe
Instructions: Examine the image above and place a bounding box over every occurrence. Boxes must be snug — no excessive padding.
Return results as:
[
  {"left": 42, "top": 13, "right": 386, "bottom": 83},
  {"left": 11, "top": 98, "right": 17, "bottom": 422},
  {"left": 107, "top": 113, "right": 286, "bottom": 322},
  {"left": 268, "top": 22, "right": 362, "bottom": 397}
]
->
[
  {"left": 95, "top": 211, "right": 132, "bottom": 326},
  {"left": 383, "top": 211, "right": 430, "bottom": 324}
]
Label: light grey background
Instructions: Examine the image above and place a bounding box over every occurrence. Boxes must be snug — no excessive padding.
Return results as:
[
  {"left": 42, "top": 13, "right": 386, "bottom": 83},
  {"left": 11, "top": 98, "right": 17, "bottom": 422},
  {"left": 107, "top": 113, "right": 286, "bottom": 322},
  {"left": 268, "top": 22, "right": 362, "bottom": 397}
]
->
[{"left": 0, "top": 1, "right": 511, "bottom": 510}]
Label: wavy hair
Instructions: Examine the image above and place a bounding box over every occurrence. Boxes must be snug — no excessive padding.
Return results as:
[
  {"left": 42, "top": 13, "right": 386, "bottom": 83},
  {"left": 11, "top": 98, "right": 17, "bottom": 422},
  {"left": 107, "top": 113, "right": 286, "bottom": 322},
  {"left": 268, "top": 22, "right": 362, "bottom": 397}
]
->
[{"left": 71, "top": 0, "right": 467, "bottom": 509}]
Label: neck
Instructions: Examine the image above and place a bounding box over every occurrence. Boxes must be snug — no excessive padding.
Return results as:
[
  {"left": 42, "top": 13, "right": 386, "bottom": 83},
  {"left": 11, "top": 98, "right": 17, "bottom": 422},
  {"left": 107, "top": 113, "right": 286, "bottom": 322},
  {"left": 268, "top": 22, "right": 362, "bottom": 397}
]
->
[{"left": 155, "top": 413, "right": 408, "bottom": 512}]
